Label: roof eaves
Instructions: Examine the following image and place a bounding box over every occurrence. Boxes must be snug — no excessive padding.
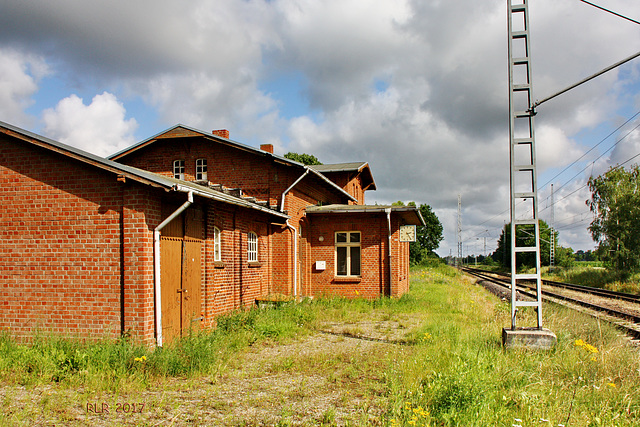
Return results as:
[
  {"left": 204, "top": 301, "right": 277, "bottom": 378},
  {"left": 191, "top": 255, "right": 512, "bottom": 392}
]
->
[
  {"left": 0, "top": 120, "right": 176, "bottom": 190},
  {"left": 173, "top": 183, "right": 289, "bottom": 220},
  {"left": 305, "top": 204, "right": 424, "bottom": 225},
  {"left": 109, "top": 123, "right": 306, "bottom": 169}
]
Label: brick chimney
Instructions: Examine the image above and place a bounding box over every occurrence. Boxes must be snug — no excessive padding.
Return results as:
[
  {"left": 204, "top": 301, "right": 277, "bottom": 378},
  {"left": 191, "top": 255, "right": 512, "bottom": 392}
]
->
[
  {"left": 212, "top": 129, "right": 230, "bottom": 139},
  {"left": 260, "top": 144, "right": 274, "bottom": 154}
]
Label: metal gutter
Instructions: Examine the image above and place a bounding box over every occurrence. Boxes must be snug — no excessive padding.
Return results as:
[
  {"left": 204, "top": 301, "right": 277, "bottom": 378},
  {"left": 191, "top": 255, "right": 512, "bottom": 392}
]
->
[
  {"left": 280, "top": 169, "right": 310, "bottom": 212},
  {"left": 386, "top": 208, "right": 393, "bottom": 296},
  {"left": 279, "top": 169, "right": 310, "bottom": 297}
]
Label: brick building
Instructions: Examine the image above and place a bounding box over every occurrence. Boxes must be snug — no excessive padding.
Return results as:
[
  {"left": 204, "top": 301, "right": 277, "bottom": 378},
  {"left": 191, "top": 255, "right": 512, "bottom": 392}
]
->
[{"left": 1, "top": 121, "right": 423, "bottom": 346}]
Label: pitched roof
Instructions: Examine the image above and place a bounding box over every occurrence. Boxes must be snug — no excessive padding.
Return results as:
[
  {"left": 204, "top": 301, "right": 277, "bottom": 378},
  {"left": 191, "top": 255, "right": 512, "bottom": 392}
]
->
[
  {"left": 305, "top": 204, "right": 425, "bottom": 226},
  {"left": 309, "top": 162, "right": 377, "bottom": 191},
  {"left": 108, "top": 124, "right": 356, "bottom": 202},
  {"left": 0, "top": 121, "right": 289, "bottom": 221}
]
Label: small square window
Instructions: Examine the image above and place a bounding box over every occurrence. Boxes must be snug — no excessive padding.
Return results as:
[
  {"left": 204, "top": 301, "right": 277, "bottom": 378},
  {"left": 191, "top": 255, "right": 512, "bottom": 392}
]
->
[
  {"left": 173, "top": 160, "right": 185, "bottom": 180},
  {"left": 196, "top": 159, "right": 207, "bottom": 181}
]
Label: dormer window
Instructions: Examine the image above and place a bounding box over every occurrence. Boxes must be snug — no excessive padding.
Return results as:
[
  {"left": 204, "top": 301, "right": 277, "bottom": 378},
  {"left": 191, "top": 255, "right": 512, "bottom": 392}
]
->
[
  {"left": 173, "top": 160, "right": 185, "bottom": 180},
  {"left": 196, "top": 159, "right": 207, "bottom": 181}
]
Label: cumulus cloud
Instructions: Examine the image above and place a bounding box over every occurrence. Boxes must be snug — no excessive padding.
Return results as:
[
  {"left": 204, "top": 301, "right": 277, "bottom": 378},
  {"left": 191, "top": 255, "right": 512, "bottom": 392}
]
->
[
  {"left": 0, "top": 48, "right": 48, "bottom": 127},
  {"left": 42, "top": 92, "right": 138, "bottom": 157},
  {"left": 0, "top": 0, "right": 638, "bottom": 255}
]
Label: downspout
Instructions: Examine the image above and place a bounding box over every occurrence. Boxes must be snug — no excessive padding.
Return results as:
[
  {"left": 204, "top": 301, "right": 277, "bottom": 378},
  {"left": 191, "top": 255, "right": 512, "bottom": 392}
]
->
[
  {"left": 280, "top": 169, "right": 310, "bottom": 298},
  {"left": 386, "top": 208, "right": 392, "bottom": 297},
  {"left": 153, "top": 191, "right": 193, "bottom": 347},
  {"left": 280, "top": 169, "right": 310, "bottom": 212},
  {"left": 285, "top": 220, "right": 298, "bottom": 297}
]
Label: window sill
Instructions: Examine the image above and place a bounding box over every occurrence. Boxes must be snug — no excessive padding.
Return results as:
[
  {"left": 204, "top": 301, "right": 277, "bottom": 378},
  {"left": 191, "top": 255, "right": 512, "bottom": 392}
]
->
[
  {"left": 248, "top": 261, "right": 262, "bottom": 268},
  {"left": 214, "top": 261, "right": 225, "bottom": 269},
  {"left": 332, "top": 276, "right": 361, "bottom": 283}
]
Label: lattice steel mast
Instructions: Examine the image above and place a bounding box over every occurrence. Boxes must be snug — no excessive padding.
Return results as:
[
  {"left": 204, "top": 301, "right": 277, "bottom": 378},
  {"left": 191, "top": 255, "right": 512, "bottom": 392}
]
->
[
  {"left": 550, "top": 184, "right": 555, "bottom": 269},
  {"left": 507, "top": 0, "right": 543, "bottom": 330},
  {"left": 457, "top": 194, "right": 462, "bottom": 266}
]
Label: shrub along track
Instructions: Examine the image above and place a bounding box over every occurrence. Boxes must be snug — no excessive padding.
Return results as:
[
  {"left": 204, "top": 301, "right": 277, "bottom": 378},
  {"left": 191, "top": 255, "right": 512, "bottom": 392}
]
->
[{"left": 0, "top": 313, "right": 423, "bottom": 426}]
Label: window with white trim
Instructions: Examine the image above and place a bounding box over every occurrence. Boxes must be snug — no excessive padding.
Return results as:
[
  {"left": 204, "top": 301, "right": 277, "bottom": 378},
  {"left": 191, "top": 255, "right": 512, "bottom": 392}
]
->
[
  {"left": 213, "top": 227, "right": 221, "bottom": 262},
  {"left": 173, "top": 160, "right": 185, "bottom": 179},
  {"left": 335, "top": 231, "right": 361, "bottom": 276},
  {"left": 196, "top": 158, "right": 207, "bottom": 181},
  {"left": 247, "top": 232, "right": 258, "bottom": 262}
]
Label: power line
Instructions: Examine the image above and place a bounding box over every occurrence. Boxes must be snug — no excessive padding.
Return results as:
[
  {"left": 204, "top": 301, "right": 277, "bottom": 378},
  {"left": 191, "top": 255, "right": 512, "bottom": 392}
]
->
[
  {"left": 538, "top": 120, "right": 640, "bottom": 210},
  {"left": 578, "top": 0, "right": 640, "bottom": 26},
  {"left": 538, "top": 110, "right": 640, "bottom": 190}
]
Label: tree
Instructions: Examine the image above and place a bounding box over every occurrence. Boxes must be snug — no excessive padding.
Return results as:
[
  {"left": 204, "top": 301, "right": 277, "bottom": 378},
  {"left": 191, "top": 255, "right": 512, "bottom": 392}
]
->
[
  {"left": 555, "top": 246, "right": 575, "bottom": 269},
  {"left": 284, "top": 152, "right": 322, "bottom": 165},
  {"left": 394, "top": 202, "right": 443, "bottom": 264},
  {"left": 587, "top": 164, "right": 640, "bottom": 272},
  {"left": 492, "top": 220, "right": 556, "bottom": 269}
]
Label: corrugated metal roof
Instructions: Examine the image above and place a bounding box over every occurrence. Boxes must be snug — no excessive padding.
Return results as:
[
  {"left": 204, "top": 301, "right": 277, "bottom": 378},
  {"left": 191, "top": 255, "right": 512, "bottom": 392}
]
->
[{"left": 0, "top": 120, "right": 289, "bottom": 220}]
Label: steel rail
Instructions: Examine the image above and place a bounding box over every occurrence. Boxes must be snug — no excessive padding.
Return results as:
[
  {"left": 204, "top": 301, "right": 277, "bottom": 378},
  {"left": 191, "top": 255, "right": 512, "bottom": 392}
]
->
[{"left": 461, "top": 267, "right": 640, "bottom": 339}]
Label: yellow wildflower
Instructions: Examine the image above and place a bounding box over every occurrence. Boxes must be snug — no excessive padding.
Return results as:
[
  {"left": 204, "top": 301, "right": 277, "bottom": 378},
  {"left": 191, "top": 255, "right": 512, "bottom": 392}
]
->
[{"left": 574, "top": 339, "right": 598, "bottom": 354}]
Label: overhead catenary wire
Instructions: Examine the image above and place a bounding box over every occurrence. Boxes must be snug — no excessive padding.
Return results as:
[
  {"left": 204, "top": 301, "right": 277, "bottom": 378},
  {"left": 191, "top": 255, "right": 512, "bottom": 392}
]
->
[
  {"left": 538, "top": 110, "right": 640, "bottom": 190},
  {"left": 476, "top": 1, "right": 640, "bottom": 252},
  {"left": 538, "top": 120, "right": 640, "bottom": 211},
  {"left": 578, "top": 0, "right": 640, "bottom": 26}
]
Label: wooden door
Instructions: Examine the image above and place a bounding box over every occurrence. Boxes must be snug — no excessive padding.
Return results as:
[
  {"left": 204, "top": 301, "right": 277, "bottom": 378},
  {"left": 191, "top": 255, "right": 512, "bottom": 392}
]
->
[
  {"left": 160, "top": 236, "right": 183, "bottom": 343},
  {"left": 159, "top": 206, "right": 203, "bottom": 344},
  {"left": 181, "top": 238, "right": 202, "bottom": 334}
]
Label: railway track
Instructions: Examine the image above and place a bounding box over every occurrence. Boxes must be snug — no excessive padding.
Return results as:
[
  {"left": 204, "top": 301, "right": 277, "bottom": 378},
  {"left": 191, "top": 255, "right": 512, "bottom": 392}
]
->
[{"left": 461, "top": 267, "right": 640, "bottom": 340}]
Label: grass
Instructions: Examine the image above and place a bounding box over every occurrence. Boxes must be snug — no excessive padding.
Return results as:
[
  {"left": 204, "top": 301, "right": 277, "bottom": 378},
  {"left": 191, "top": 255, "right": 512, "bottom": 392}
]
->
[
  {"left": 385, "top": 265, "right": 640, "bottom": 426},
  {"left": 1, "top": 264, "right": 639, "bottom": 425},
  {"left": 545, "top": 264, "right": 640, "bottom": 294},
  {"left": 0, "top": 302, "right": 316, "bottom": 392}
]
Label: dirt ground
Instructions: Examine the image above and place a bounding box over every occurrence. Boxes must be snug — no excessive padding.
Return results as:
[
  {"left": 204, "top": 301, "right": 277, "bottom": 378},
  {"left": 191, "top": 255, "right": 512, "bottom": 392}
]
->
[{"left": 1, "top": 314, "right": 422, "bottom": 426}]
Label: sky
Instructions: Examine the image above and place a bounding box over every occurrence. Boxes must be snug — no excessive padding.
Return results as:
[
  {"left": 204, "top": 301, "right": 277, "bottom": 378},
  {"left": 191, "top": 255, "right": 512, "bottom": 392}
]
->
[{"left": 1, "top": 0, "right": 639, "bottom": 258}]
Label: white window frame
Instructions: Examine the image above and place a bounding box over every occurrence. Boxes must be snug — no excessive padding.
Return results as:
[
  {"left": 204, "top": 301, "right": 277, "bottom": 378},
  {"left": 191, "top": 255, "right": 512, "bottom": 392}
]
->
[
  {"left": 213, "top": 227, "right": 221, "bottom": 262},
  {"left": 196, "top": 158, "right": 207, "bottom": 181},
  {"left": 335, "top": 231, "right": 361, "bottom": 277},
  {"left": 247, "top": 232, "right": 258, "bottom": 262},
  {"left": 173, "top": 160, "right": 185, "bottom": 180}
]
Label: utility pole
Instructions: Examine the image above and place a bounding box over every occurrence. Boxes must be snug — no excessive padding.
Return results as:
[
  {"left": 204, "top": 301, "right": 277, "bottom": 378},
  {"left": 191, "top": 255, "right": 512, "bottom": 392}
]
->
[{"left": 457, "top": 195, "right": 462, "bottom": 267}]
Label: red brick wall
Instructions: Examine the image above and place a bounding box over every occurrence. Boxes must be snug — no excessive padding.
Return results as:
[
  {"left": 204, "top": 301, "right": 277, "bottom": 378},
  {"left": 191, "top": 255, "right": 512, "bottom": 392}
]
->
[
  {"left": 202, "top": 202, "right": 274, "bottom": 325},
  {"left": 303, "top": 212, "right": 410, "bottom": 299},
  {"left": 0, "top": 136, "right": 159, "bottom": 344},
  {"left": 121, "top": 186, "right": 159, "bottom": 344},
  {"left": 315, "top": 171, "right": 365, "bottom": 205},
  {"left": 304, "top": 213, "right": 385, "bottom": 299},
  {"left": 114, "top": 136, "right": 350, "bottom": 209}
]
